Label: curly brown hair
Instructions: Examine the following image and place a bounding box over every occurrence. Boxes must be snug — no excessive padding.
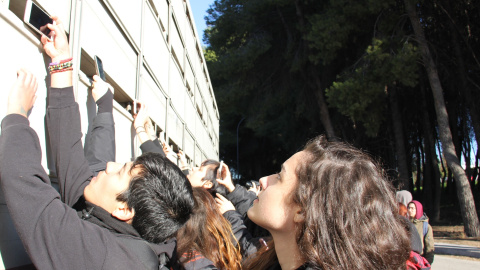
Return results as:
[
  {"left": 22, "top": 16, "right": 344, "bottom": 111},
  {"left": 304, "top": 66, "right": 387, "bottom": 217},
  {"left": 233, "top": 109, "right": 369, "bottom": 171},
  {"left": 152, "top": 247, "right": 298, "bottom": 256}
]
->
[{"left": 244, "top": 135, "right": 410, "bottom": 270}]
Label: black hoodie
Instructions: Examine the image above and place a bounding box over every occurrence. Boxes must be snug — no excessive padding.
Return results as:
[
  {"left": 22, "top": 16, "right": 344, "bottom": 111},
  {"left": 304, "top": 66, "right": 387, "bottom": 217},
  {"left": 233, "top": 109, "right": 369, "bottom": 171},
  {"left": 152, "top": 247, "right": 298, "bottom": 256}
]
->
[{"left": 0, "top": 86, "right": 177, "bottom": 269}]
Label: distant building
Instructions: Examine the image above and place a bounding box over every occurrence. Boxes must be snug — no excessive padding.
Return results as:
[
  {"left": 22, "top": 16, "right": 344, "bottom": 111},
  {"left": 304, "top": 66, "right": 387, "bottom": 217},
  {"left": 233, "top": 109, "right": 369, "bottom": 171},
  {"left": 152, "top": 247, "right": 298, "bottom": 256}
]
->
[{"left": 0, "top": 0, "right": 219, "bottom": 268}]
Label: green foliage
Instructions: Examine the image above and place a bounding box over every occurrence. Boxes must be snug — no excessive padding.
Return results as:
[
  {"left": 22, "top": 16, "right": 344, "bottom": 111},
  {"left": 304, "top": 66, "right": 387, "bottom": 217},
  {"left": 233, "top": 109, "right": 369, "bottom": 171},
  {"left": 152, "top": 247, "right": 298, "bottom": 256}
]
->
[
  {"left": 306, "top": 0, "right": 394, "bottom": 65},
  {"left": 326, "top": 38, "right": 419, "bottom": 136},
  {"left": 203, "top": 0, "right": 480, "bottom": 201}
]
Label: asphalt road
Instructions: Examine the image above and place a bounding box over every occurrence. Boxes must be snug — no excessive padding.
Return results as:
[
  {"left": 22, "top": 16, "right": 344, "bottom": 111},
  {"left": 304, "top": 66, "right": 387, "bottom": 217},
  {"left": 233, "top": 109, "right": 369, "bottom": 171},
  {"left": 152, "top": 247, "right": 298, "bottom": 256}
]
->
[
  {"left": 433, "top": 255, "right": 480, "bottom": 270},
  {"left": 435, "top": 243, "right": 480, "bottom": 259}
]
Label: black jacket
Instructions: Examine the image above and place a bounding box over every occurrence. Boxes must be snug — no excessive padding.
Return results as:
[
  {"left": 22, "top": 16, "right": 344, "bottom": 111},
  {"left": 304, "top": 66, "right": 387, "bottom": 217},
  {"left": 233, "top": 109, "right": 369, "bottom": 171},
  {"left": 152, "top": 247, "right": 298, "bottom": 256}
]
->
[{"left": 0, "top": 86, "right": 176, "bottom": 269}]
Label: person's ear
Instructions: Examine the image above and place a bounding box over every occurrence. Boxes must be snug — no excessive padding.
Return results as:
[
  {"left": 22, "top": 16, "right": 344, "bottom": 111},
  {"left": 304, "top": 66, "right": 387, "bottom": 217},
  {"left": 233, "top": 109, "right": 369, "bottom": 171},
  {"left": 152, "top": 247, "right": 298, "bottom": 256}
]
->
[
  {"left": 202, "top": 180, "right": 213, "bottom": 189},
  {"left": 293, "top": 205, "right": 305, "bottom": 223},
  {"left": 112, "top": 202, "right": 135, "bottom": 223}
]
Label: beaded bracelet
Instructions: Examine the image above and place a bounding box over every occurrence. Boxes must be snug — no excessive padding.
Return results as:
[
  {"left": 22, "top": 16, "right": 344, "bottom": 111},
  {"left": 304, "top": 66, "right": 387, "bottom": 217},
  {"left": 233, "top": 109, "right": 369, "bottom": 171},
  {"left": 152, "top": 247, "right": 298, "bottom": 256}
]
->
[
  {"left": 49, "top": 61, "right": 73, "bottom": 74},
  {"left": 50, "top": 67, "right": 73, "bottom": 74},
  {"left": 49, "top": 57, "right": 73, "bottom": 66}
]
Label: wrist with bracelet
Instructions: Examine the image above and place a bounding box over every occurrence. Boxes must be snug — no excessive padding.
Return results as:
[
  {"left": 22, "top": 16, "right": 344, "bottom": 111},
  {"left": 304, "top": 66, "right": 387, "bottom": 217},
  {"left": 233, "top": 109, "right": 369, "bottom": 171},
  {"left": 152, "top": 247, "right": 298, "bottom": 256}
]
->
[{"left": 49, "top": 57, "right": 73, "bottom": 74}]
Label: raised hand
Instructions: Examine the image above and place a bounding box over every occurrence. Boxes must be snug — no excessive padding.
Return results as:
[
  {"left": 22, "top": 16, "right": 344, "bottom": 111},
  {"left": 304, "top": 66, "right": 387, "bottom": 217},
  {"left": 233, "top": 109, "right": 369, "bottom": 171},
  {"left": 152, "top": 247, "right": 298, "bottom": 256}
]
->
[
  {"left": 7, "top": 69, "right": 38, "bottom": 118},
  {"left": 248, "top": 182, "right": 261, "bottom": 196},
  {"left": 133, "top": 101, "right": 149, "bottom": 129},
  {"left": 215, "top": 193, "right": 236, "bottom": 214},
  {"left": 91, "top": 75, "right": 113, "bottom": 102},
  {"left": 40, "top": 16, "right": 70, "bottom": 62},
  {"left": 216, "top": 163, "right": 235, "bottom": 193}
]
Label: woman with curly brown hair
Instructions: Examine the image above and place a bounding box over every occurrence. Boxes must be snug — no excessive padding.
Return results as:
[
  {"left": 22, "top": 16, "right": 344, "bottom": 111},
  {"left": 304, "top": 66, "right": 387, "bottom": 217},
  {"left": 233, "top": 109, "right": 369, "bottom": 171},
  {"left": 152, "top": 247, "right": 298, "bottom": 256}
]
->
[
  {"left": 176, "top": 187, "right": 242, "bottom": 269},
  {"left": 218, "top": 135, "right": 411, "bottom": 269}
]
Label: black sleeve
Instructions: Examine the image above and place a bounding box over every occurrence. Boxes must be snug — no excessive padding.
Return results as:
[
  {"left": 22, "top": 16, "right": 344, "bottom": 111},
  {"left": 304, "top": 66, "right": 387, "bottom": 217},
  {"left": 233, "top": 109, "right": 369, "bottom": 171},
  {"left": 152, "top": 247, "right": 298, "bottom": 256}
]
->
[
  {"left": 47, "top": 86, "right": 93, "bottom": 206},
  {"left": 223, "top": 210, "right": 262, "bottom": 258},
  {"left": 408, "top": 221, "right": 423, "bottom": 254},
  {"left": 84, "top": 112, "right": 115, "bottom": 174},
  {"left": 226, "top": 184, "right": 257, "bottom": 219},
  {"left": 140, "top": 139, "right": 166, "bottom": 157},
  {"left": 0, "top": 114, "right": 109, "bottom": 269}
]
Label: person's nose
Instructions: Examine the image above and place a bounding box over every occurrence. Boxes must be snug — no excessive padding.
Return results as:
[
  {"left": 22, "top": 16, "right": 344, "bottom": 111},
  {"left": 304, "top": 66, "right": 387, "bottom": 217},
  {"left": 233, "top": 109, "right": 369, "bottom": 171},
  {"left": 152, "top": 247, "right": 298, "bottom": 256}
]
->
[
  {"left": 259, "top": 176, "right": 269, "bottom": 190},
  {"left": 105, "top": 162, "right": 122, "bottom": 174}
]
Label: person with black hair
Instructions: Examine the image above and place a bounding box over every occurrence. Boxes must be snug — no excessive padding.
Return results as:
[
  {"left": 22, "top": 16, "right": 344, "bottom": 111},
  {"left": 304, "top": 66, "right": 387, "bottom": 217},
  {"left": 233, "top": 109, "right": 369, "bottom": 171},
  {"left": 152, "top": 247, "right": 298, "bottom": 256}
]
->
[{"left": 0, "top": 16, "right": 194, "bottom": 269}]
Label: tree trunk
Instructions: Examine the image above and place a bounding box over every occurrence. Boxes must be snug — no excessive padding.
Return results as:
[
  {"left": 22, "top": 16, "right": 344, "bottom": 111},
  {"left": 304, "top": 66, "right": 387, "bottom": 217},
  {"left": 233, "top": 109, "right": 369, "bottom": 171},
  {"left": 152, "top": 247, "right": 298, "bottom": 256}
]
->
[
  {"left": 313, "top": 75, "right": 336, "bottom": 139},
  {"left": 294, "top": 0, "right": 336, "bottom": 139},
  {"left": 404, "top": 0, "right": 480, "bottom": 236},
  {"left": 387, "top": 84, "right": 410, "bottom": 190},
  {"left": 415, "top": 144, "right": 422, "bottom": 193},
  {"left": 421, "top": 83, "right": 442, "bottom": 222},
  {"left": 444, "top": 0, "right": 480, "bottom": 153}
]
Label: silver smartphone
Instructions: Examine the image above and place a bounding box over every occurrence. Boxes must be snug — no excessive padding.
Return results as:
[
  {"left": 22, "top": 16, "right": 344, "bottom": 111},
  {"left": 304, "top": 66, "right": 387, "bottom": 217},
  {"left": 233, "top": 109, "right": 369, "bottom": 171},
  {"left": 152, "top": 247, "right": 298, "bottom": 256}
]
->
[
  {"left": 23, "top": 0, "right": 53, "bottom": 41},
  {"left": 217, "top": 160, "right": 224, "bottom": 180},
  {"left": 94, "top": 55, "right": 106, "bottom": 81}
]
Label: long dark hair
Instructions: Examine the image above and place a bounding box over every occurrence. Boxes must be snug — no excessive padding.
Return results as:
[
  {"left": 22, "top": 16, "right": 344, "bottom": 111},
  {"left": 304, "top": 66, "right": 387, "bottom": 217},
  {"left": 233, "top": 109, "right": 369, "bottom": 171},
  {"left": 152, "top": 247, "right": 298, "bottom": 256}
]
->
[
  {"left": 244, "top": 135, "right": 410, "bottom": 269},
  {"left": 177, "top": 188, "right": 242, "bottom": 269}
]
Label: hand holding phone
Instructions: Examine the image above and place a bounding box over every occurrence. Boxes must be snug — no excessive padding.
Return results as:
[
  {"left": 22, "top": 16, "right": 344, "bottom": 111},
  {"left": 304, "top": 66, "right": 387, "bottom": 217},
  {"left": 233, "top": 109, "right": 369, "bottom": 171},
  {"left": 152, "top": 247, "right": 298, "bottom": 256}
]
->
[
  {"left": 94, "top": 55, "right": 106, "bottom": 81},
  {"left": 215, "top": 162, "right": 235, "bottom": 193},
  {"left": 217, "top": 161, "right": 224, "bottom": 180}
]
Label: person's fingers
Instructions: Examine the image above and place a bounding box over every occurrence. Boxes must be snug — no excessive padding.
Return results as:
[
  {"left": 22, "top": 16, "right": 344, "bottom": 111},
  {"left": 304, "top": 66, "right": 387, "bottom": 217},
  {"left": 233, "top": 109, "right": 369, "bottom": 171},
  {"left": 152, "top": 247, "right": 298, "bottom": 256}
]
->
[
  {"left": 47, "top": 18, "right": 62, "bottom": 35},
  {"left": 32, "top": 75, "right": 38, "bottom": 91},
  {"left": 51, "top": 16, "right": 65, "bottom": 33},
  {"left": 216, "top": 193, "right": 227, "bottom": 201},
  {"left": 222, "top": 164, "right": 231, "bottom": 177},
  {"left": 40, "top": 34, "right": 49, "bottom": 45},
  {"left": 138, "top": 104, "right": 147, "bottom": 115},
  {"left": 46, "top": 23, "right": 58, "bottom": 34},
  {"left": 17, "top": 69, "right": 26, "bottom": 81},
  {"left": 24, "top": 71, "right": 34, "bottom": 85}
]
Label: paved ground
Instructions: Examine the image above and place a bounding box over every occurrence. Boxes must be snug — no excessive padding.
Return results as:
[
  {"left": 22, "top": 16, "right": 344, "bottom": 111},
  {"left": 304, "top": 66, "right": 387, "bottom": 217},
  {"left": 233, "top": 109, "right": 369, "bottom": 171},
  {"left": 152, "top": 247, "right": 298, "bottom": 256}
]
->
[
  {"left": 433, "top": 255, "right": 480, "bottom": 270},
  {"left": 435, "top": 242, "right": 480, "bottom": 259}
]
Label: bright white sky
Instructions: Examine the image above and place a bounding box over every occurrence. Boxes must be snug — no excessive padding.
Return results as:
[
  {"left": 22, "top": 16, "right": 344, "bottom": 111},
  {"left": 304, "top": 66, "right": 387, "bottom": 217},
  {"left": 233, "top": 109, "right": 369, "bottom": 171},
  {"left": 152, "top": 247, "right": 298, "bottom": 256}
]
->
[{"left": 189, "top": 0, "right": 214, "bottom": 46}]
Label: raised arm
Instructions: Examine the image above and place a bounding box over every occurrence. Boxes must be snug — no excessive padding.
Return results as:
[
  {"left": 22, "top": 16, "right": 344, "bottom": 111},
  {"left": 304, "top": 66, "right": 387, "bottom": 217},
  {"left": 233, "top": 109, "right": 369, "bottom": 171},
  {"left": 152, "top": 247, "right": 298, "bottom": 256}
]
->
[
  {"left": 217, "top": 164, "right": 257, "bottom": 218},
  {"left": 0, "top": 69, "right": 107, "bottom": 269},
  {"left": 42, "top": 16, "right": 92, "bottom": 206},
  {"left": 134, "top": 102, "right": 166, "bottom": 156},
  {"left": 215, "top": 194, "right": 261, "bottom": 257},
  {"left": 84, "top": 75, "right": 116, "bottom": 174}
]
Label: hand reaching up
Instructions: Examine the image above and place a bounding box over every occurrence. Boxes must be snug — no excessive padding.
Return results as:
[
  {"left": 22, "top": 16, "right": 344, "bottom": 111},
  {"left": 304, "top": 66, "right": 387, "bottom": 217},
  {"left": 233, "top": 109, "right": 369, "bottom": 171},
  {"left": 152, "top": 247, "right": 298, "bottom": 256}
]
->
[
  {"left": 7, "top": 69, "right": 38, "bottom": 118},
  {"left": 215, "top": 193, "right": 235, "bottom": 214},
  {"left": 177, "top": 150, "right": 188, "bottom": 169},
  {"left": 216, "top": 163, "right": 235, "bottom": 193},
  {"left": 41, "top": 16, "right": 70, "bottom": 62},
  {"left": 91, "top": 75, "right": 113, "bottom": 102}
]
